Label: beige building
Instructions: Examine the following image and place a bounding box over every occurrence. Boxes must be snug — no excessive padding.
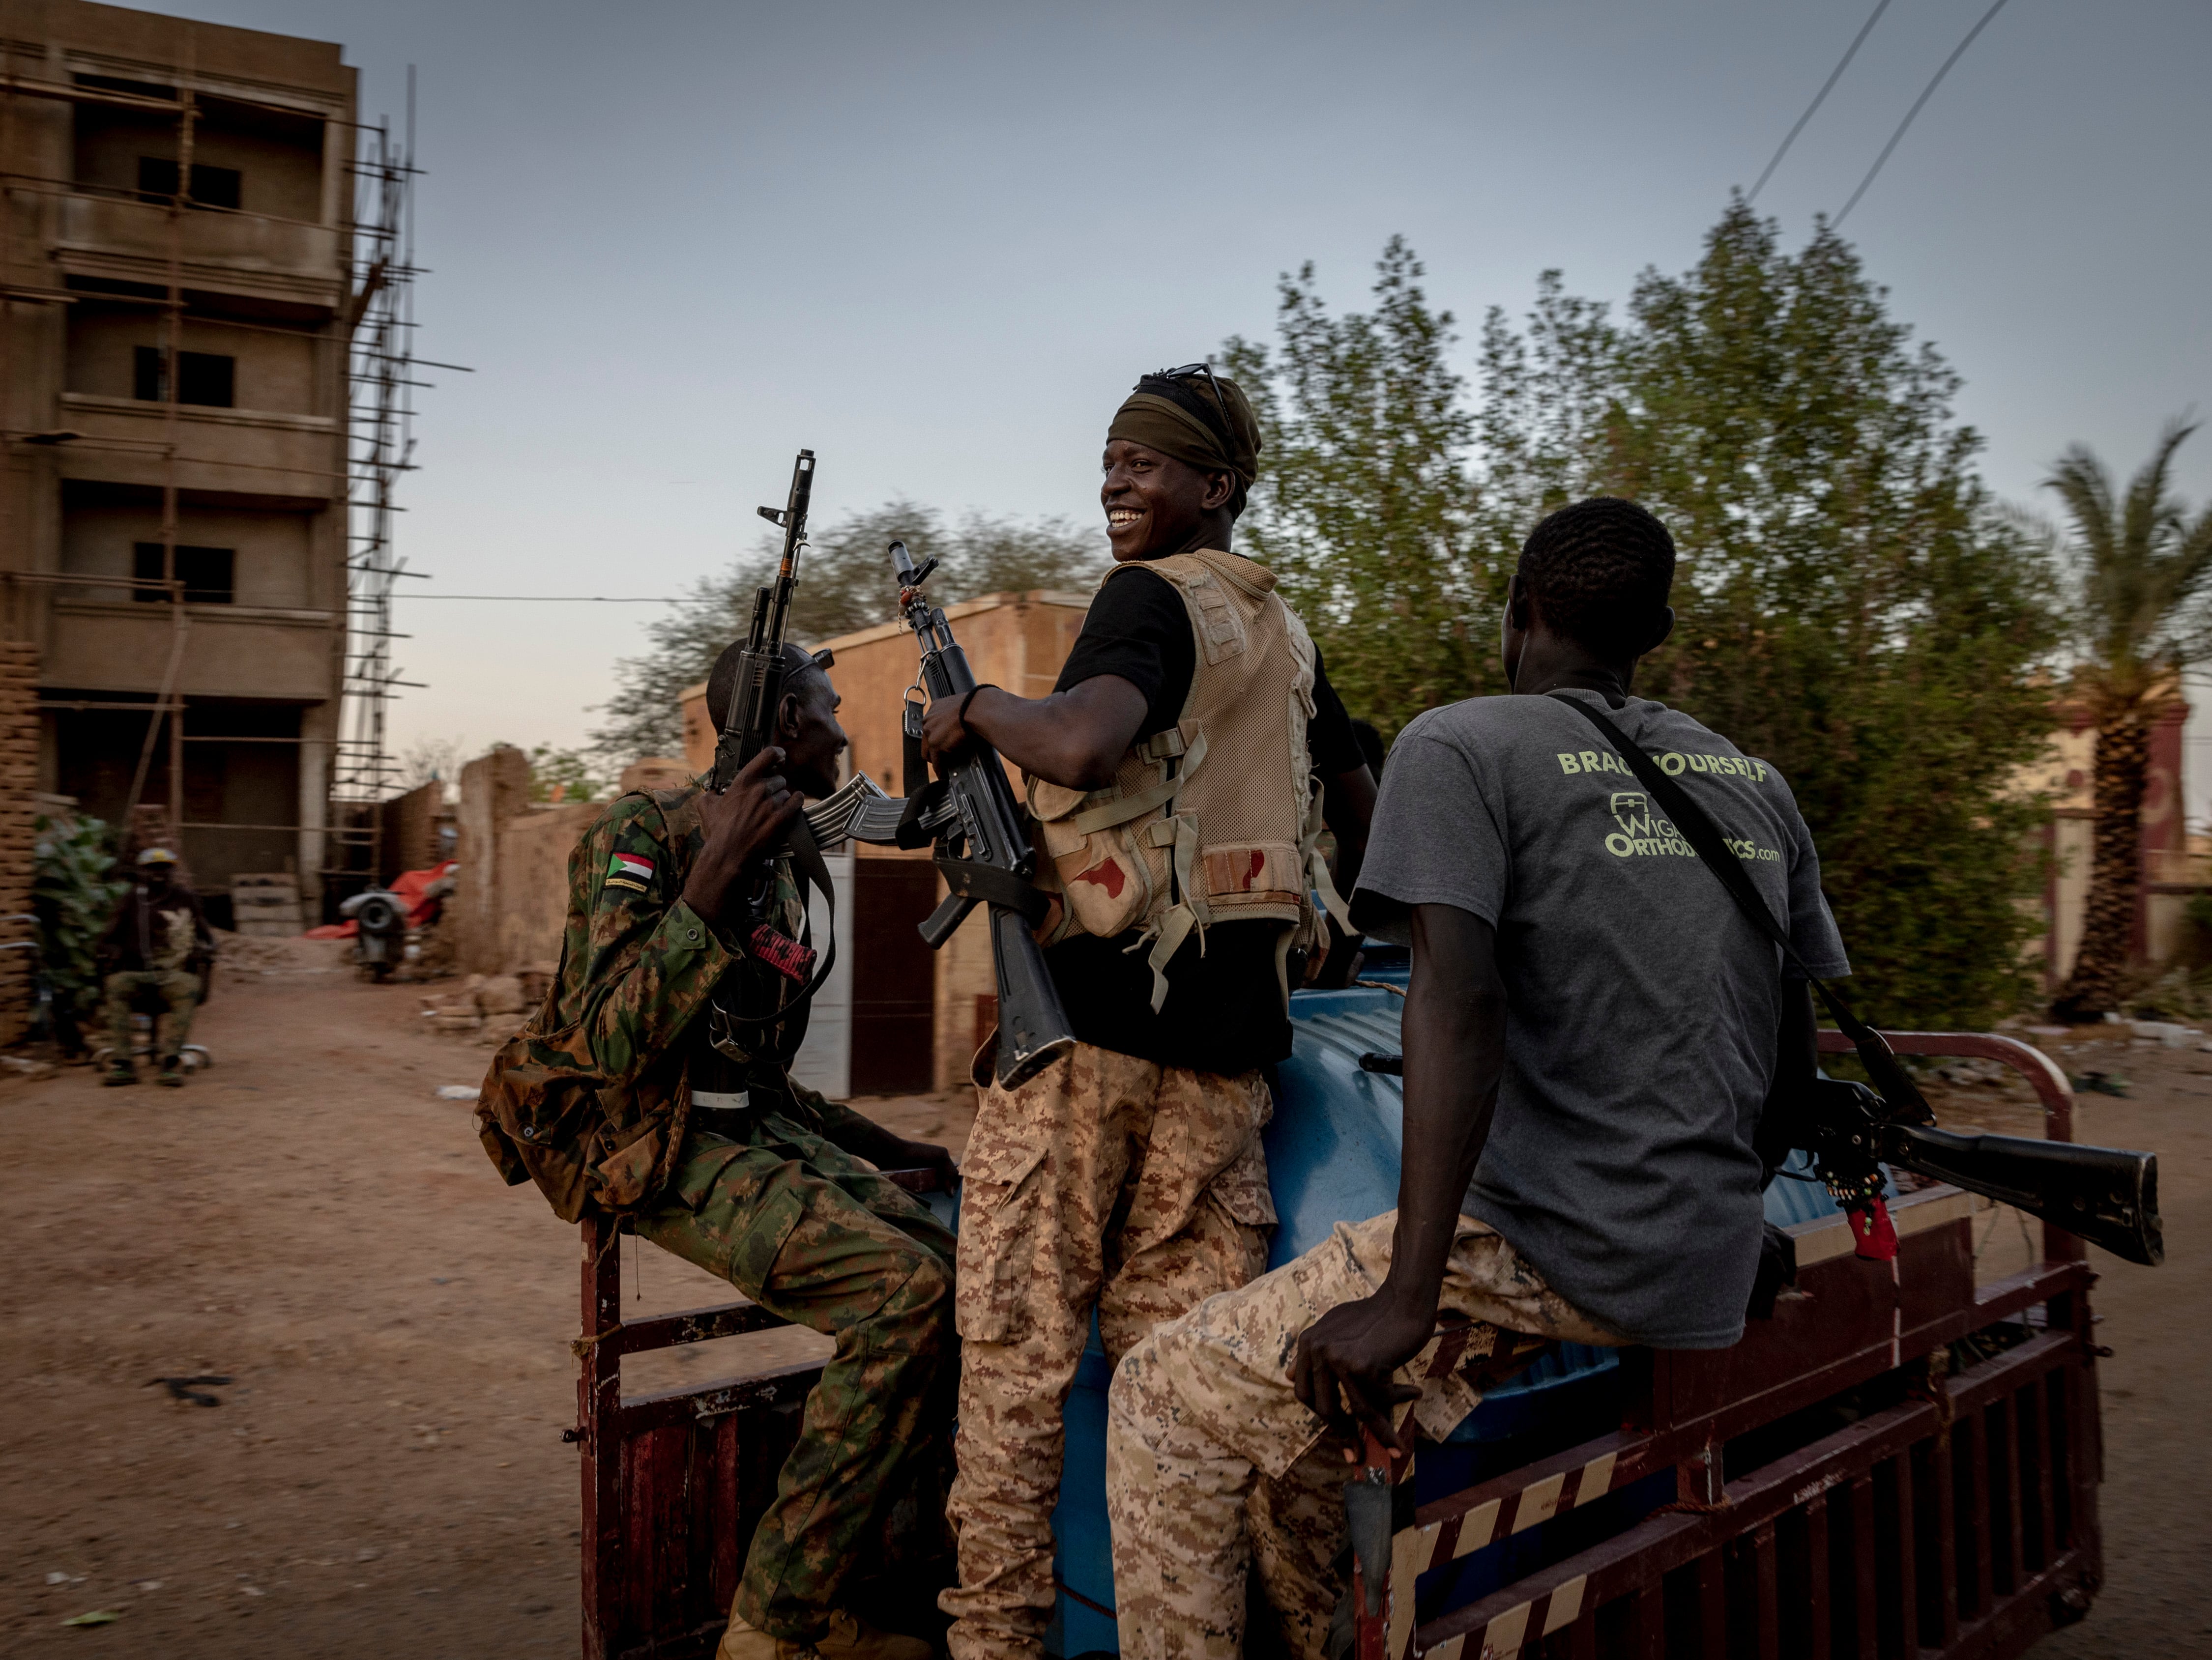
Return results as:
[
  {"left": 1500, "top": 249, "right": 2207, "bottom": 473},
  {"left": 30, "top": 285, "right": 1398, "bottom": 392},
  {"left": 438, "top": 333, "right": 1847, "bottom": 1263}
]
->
[
  {"left": 683, "top": 589, "right": 1093, "bottom": 1093},
  {"left": 1, "top": 1, "right": 361, "bottom": 921},
  {"left": 2016, "top": 687, "right": 2197, "bottom": 982}
]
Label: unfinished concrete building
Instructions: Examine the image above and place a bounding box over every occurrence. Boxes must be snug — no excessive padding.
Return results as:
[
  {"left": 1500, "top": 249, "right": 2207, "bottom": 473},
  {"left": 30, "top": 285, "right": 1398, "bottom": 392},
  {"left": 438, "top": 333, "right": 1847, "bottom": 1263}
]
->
[{"left": 2, "top": 1, "right": 409, "bottom": 925}]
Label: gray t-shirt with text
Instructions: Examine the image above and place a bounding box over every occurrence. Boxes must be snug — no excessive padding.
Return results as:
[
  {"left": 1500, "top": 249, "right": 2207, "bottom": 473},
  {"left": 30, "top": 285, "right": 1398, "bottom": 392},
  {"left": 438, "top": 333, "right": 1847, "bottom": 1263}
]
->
[{"left": 1349, "top": 688, "right": 1848, "bottom": 1349}]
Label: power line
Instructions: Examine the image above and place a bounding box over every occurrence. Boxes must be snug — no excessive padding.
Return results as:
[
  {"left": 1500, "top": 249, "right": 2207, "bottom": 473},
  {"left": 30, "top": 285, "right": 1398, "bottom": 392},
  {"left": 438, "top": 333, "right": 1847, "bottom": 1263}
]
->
[
  {"left": 1834, "top": 0, "right": 2015, "bottom": 229},
  {"left": 394, "top": 594, "right": 682, "bottom": 602},
  {"left": 1746, "top": 0, "right": 1895, "bottom": 204}
]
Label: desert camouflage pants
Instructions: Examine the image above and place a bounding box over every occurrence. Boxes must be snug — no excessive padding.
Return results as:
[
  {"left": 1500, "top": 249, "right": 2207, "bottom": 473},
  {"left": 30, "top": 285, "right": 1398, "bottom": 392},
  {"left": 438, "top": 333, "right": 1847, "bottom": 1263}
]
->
[
  {"left": 1106, "top": 1211, "right": 1624, "bottom": 1660},
  {"left": 941, "top": 1042, "right": 1276, "bottom": 1660},
  {"left": 635, "top": 1112, "right": 959, "bottom": 1643},
  {"left": 102, "top": 969, "right": 198, "bottom": 1066}
]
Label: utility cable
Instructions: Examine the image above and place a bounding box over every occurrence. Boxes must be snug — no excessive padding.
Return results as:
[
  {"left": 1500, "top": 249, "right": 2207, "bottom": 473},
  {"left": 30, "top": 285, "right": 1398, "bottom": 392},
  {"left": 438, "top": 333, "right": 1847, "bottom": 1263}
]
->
[
  {"left": 392, "top": 594, "right": 682, "bottom": 602},
  {"left": 1746, "top": 0, "right": 1895, "bottom": 204},
  {"left": 1834, "top": 0, "right": 2014, "bottom": 228}
]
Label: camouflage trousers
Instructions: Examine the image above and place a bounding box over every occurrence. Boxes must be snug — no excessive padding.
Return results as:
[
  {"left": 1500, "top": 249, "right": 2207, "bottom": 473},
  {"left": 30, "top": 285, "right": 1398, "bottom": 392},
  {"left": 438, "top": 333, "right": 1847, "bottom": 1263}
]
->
[
  {"left": 1105, "top": 1211, "right": 1624, "bottom": 1660},
  {"left": 941, "top": 1042, "right": 1277, "bottom": 1660},
  {"left": 635, "top": 1112, "right": 959, "bottom": 1643},
  {"left": 102, "top": 969, "right": 199, "bottom": 1066}
]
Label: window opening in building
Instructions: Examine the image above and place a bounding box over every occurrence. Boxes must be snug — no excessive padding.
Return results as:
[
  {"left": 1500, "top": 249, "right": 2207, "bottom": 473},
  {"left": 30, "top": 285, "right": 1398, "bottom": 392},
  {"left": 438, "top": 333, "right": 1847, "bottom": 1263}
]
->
[
  {"left": 76, "top": 72, "right": 176, "bottom": 101},
  {"left": 132, "top": 543, "right": 236, "bottom": 605},
  {"left": 132, "top": 346, "right": 236, "bottom": 407},
  {"left": 135, "top": 157, "right": 242, "bottom": 210}
]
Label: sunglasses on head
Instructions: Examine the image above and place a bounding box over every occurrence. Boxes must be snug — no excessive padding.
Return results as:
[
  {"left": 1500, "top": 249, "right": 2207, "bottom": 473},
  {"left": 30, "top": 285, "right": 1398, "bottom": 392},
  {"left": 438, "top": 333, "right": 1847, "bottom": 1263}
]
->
[{"left": 1143, "top": 362, "right": 1235, "bottom": 447}]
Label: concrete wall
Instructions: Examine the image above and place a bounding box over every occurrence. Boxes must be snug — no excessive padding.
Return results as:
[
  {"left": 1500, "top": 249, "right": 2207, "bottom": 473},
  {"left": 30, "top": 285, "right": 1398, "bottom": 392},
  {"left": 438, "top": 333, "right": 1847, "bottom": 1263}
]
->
[
  {"left": 377, "top": 779, "right": 445, "bottom": 883},
  {"left": 790, "top": 850, "right": 854, "bottom": 1100},
  {"left": 58, "top": 488, "right": 319, "bottom": 608},
  {"left": 0, "top": 645, "right": 39, "bottom": 1045},
  {"left": 73, "top": 99, "right": 326, "bottom": 223},
  {"left": 453, "top": 747, "right": 532, "bottom": 976},
  {"left": 495, "top": 802, "right": 600, "bottom": 976},
  {"left": 1, "top": 0, "right": 356, "bottom": 912},
  {"left": 2022, "top": 692, "right": 2191, "bottom": 984},
  {"left": 66, "top": 302, "right": 329, "bottom": 416}
]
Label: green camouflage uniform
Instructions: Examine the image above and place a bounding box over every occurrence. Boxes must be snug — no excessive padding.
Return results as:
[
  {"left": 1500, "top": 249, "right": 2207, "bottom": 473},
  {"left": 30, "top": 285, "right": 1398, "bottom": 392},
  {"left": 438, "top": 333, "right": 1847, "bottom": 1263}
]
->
[{"left": 477, "top": 784, "right": 957, "bottom": 1642}]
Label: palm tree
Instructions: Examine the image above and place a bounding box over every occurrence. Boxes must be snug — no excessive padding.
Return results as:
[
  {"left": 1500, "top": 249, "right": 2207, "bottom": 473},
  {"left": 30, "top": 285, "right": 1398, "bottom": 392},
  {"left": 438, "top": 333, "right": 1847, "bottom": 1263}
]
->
[{"left": 2050, "top": 420, "right": 2212, "bottom": 1021}]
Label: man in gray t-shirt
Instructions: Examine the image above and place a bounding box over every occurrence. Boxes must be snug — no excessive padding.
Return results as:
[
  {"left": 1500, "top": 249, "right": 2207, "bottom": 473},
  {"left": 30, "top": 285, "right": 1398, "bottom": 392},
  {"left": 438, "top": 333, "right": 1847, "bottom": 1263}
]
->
[
  {"left": 1352, "top": 686, "right": 1846, "bottom": 1346},
  {"left": 1104, "top": 497, "right": 1846, "bottom": 1660}
]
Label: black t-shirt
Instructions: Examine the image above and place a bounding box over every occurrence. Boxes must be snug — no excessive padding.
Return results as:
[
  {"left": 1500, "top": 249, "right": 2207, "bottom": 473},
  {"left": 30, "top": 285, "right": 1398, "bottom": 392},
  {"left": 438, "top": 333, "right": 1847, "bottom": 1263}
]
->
[{"left": 1045, "top": 562, "right": 1362, "bottom": 1074}]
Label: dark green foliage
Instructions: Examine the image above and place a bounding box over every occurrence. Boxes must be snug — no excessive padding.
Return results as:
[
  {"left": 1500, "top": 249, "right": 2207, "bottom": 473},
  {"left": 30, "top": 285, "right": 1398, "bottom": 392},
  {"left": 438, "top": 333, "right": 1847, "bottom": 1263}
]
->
[
  {"left": 32, "top": 814, "right": 128, "bottom": 1028},
  {"left": 592, "top": 501, "right": 1104, "bottom": 765},
  {"left": 1235, "top": 203, "right": 2060, "bottom": 1028},
  {"left": 1225, "top": 238, "right": 1500, "bottom": 740},
  {"left": 524, "top": 744, "right": 612, "bottom": 804}
]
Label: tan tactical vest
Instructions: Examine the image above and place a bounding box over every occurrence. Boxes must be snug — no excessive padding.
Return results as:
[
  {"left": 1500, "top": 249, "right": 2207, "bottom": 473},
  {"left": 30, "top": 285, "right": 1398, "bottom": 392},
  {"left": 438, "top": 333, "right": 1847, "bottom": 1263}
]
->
[{"left": 1027, "top": 548, "right": 1352, "bottom": 1012}]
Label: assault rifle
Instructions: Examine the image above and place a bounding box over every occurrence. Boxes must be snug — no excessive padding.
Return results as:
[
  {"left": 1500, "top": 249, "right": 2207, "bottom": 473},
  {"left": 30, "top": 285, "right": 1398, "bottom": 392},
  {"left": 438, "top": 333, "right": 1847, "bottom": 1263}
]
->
[
  {"left": 1785, "top": 1076, "right": 2162, "bottom": 1266},
  {"left": 888, "top": 539, "right": 1077, "bottom": 1088},
  {"left": 710, "top": 449, "right": 816, "bottom": 793},
  {"left": 702, "top": 449, "right": 838, "bottom": 1037}
]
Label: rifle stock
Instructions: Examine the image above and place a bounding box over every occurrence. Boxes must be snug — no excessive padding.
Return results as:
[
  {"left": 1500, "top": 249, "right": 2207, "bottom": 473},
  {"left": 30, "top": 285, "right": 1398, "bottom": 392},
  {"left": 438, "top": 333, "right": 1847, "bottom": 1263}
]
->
[
  {"left": 1880, "top": 1120, "right": 2162, "bottom": 1267},
  {"left": 1804, "top": 1076, "right": 2163, "bottom": 1267}
]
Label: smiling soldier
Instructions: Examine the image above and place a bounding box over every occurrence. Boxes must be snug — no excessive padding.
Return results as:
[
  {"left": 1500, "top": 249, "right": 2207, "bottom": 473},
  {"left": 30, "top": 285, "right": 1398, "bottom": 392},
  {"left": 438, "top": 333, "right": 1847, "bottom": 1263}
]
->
[{"left": 919, "top": 364, "right": 1378, "bottom": 1660}]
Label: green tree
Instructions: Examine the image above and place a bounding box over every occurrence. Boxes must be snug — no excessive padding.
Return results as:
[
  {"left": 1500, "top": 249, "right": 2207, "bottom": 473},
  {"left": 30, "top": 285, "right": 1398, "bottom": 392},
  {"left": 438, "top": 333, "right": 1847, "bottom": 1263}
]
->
[
  {"left": 591, "top": 501, "right": 1103, "bottom": 765},
  {"left": 1601, "top": 205, "right": 2062, "bottom": 1029},
  {"left": 2044, "top": 421, "right": 2212, "bottom": 1019},
  {"left": 521, "top": 744, "right": 612, "bottom": 805},
  {"left": 32, "top": 814, "right": 128, "bottom": 1044},
  {"left": 1251, "top": 206, "right": 2059, "bottom": 1027},
  {"left": 1224, "top": 237, "right": 1495, "bottom": 739}
]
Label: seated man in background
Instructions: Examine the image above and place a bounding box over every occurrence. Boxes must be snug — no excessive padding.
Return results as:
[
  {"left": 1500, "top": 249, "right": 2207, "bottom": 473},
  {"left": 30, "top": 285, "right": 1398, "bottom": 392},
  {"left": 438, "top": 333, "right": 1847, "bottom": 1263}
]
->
[
  {"left": 477, "top": 642, "right": 959, "bottom": 1660},
  {"left": 1103, "top": 497, "right": 1849, "bottom": 1660},
  {"left": 99, "top": 846, "right": 212, "bottom": 1088}
]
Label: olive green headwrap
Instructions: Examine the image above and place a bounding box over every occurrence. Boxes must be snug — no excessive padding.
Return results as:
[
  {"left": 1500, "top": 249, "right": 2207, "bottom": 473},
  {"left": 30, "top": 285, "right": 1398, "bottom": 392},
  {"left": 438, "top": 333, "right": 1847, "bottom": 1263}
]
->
[{"left": 1107, "top": 367, "right": 1262, "bottom": 515}]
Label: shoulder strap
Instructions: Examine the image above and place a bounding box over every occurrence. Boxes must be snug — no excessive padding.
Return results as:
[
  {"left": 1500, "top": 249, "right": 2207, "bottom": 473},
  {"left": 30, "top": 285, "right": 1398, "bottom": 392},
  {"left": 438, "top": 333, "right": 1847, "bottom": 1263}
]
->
[
  {"left": 1549, "top": 692, "right": 1930, "bottom": 1124},
  {"left": 707, "top": 815, "right": 841, "bottom": 1030}
]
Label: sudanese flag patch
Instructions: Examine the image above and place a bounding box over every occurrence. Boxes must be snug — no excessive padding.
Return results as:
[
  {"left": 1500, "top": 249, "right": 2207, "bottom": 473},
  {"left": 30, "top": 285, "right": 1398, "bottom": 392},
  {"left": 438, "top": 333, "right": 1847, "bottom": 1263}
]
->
[{"left": 605, "top": 851, "right": 654, "bottom": 893}]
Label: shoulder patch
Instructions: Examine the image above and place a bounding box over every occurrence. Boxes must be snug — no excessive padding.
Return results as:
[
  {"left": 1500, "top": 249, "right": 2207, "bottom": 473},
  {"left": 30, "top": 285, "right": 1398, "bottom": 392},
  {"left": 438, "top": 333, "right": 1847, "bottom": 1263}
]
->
[{"left": 609, "top": 851, "right": 655, "bottom": 884}]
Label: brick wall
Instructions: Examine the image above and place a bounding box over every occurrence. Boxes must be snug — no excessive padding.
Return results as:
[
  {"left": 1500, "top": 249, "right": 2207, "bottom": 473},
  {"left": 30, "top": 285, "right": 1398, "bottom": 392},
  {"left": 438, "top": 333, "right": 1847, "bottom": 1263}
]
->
[
  {"left": 378, "top": 780, "right": 446, "bottom": 884},
  {"left": 0, "top": 643, "right": 40, "bottom": 1046}
]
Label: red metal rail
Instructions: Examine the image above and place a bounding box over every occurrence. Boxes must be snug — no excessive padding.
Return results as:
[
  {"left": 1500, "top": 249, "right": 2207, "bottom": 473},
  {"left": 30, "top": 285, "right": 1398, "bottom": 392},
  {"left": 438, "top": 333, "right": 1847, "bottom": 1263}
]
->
[
  {"left": 1352, "top": 1029, "right": 2099, "bottom": 1660},
  {"left": 575, "top": 1034, "right": 2099, "bottom": 1660},
  {"left": 574, "top": 1170, "right": 942, "bottom": 1660}
]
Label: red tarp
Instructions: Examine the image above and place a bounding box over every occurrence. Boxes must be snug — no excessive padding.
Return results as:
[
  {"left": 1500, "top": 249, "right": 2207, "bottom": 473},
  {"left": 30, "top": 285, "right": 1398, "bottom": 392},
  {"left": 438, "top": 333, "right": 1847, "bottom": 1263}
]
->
[{"left": 303, "top": 860, "right": 458, "bottom": 939}]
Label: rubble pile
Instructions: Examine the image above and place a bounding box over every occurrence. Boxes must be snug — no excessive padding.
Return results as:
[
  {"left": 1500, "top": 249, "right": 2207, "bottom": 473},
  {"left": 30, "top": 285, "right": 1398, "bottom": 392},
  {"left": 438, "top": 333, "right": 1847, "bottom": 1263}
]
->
[
  {"left": 209, "top": 930, "right": 351, "bottom": 975},
  {"left": 419, "top": 973, "right": 530, "bottom": 1044},
  {"left": 393, "top": 923, "right": 456, "bottom": 983}
]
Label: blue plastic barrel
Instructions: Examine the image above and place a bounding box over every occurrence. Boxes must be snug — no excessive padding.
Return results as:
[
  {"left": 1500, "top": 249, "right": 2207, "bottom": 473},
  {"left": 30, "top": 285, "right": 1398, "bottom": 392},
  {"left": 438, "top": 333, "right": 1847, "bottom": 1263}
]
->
[{"left": 1044, "top": 968, "right": 1861, "bottom": 1654}]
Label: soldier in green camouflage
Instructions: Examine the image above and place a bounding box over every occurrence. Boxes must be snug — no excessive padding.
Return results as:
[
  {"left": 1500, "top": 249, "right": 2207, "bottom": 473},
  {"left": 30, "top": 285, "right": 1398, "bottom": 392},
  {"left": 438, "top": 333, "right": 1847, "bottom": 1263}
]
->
[{"left": 478, "top": 643, "right": 958, "bottom": 1660}]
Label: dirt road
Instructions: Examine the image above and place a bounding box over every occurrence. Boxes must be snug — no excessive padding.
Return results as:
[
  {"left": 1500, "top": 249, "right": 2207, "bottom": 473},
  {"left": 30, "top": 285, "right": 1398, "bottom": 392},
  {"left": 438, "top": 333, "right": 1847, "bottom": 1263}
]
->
[
  {"left": 0, "top": 953, "right": 967, "bottom": 1658},
  {"left": 0, "top": 966, "right": 2202, "bottom": 1657}
]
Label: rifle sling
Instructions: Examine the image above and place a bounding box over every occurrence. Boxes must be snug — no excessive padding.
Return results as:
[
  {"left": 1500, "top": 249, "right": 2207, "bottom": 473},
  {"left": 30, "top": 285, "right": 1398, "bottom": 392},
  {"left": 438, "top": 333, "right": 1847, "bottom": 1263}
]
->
[
  {"left": 937, "top": 857, "right": 1052, "bottom": 929},
  {"left": 711, "top": 812, "right": 841, "bottom": 1030},
  {"left": 1548, "top": 692, "right": 1930, "bottom": 1123}
]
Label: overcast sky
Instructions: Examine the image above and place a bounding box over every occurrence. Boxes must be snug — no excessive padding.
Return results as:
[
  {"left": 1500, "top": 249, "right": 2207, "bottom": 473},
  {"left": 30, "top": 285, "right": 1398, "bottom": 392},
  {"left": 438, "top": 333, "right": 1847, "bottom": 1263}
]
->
[{"left": 162, "top": 0, "right": 2212, "bottom": 776}]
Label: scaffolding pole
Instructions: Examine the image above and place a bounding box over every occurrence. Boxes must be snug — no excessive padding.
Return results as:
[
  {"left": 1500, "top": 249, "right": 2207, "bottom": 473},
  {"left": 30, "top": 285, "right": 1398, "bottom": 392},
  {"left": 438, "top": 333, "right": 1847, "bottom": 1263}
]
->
[{"left": 334, "top": 69, "right": 423, "bottom": 887}]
